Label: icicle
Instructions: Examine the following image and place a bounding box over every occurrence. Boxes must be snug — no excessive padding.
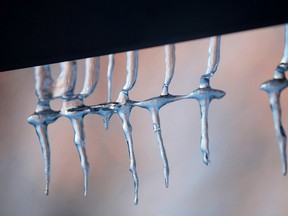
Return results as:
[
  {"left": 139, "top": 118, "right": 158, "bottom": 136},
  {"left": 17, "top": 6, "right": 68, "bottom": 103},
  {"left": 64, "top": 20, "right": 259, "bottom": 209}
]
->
[
  {"left": 133, "top": 44, "right": 179, "bottom": 187},
  {"left": 27, "top": 66, "right": 60, "bottom": 195},
  {"left": 57, "top": 60, "right": 89, "bottom": 196},
  {"left": 187, "top": 87, "right": 225, "bottom": 164},
  {"left": 62, "top": 98, "right": 90, "bottom": 196},
  {"left": 107, "top": 54, "right": 115, "bottom": 103},
  {"left": 71, "top": 116, "right": 90, "bottom": 196},
  {"left": 117, "top": 51, "right": 138, "bottom": 104},
  {"left": 61, "top": 58, "right": 100, "bottom": 196},
  {"left": 187, "top": 36, "right": 225, "bottom": 165},
  {"left": 150, "top": 107, "right": 169, "bottom": 187},
  {"left": 260, "top": 24, "right": 288, "bottom": 175},
  {"left": 161, "top": 44, "right": 176, "bottom": 96},
  {"left": 280, "top": 24, "right": 288, "bottom": 70},
  {"left": 80, "top": 57, "right": 100, "bottom": 98},
  {"left": 116, "top": 50, "right": 139, "bottom": 205},
  {"left": 28, "top": 108, "right": 60, "bottom": 195},
  {"left": 261, "top": 78, "right": 288, "bottom": 175},
  {"left": 54, "top": 61, "right": 77, "bottom": 98}
]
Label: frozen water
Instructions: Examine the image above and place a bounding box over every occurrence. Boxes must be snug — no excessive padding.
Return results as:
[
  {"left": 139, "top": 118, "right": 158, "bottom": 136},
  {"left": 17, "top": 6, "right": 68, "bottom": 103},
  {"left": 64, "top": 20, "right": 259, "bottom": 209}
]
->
[
  {"left": 187, "top": 36, "right": 225, "bottom": 165},
  {"left": 260, "top": 24, "right": 288, "bottom": 175},
  {"left": 107, "top": 54, "right": 115, "bottom": 103},
  {"left": 28, "top": 38, "right": 228, "bottom": 204}
]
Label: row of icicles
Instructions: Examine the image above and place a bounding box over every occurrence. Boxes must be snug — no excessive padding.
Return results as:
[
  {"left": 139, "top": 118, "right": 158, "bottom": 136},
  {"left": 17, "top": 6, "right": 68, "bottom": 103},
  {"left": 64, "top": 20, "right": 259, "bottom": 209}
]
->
[{"left": 28, "top": 24, "right": 288, "bottom": 205}]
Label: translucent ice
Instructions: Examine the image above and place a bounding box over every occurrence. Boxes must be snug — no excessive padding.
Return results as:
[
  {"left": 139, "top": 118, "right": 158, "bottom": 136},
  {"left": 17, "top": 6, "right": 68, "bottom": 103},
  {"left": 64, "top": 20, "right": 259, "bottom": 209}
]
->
[
  {"left": 187, "top": 36, "right": 225, "bottom": 165},
  {"left": 260, "top": 24, "right": 288, "bottom": 175}
]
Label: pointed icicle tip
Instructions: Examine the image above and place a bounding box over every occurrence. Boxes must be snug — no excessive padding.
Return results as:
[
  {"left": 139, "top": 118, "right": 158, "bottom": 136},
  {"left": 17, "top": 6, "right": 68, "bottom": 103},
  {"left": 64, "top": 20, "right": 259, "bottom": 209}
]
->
[
  {"left": 164, "top": 163, "right": 169, "bottom": 188},
  {"left": 101, "top": 113, "right": 113, "bottom": 130},
  {"left": 203, "top": 152, "right": 210, "bottom": 166},
  {"left": 45, "top": 188, "right": 49, "bottom": 196},
  {"left": 165, "top": 177, "right": 169, "bottom": 188}
]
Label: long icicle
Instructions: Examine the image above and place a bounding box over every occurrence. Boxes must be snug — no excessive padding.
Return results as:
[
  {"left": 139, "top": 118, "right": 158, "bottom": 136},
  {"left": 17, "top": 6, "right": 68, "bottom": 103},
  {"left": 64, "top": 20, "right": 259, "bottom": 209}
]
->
[
  {"left": 118, "top": 107, "right": 139, "bottom": 204},
  {"left": 35, "top": 124, "right": 51, "bottom": 195},
  {"left": 71, "top": 117, "right": 90, "bottom": 196},
  {"left": 260, "top": 24, "right": 288, "bottom": 175},
  {"left": 150, "top": 107, "right": 169, "bottom": 187},
  {"left": 66, "top": 58, "right": 99, "bottom": 196},
  {"left": 187, "top": 36, "right": 225, "bottom": 165},
  {"left": 133, "top": 44, "right": 181, "bottom": 188},
  {"left": 161, "top": 44, "right": 176, "bottom": 96},
  {"left": 117, "top": 50, "right": 139, "bottom": 205},
  {"left": 58, "top": 61, "right": 90, "bottom": 196},
  {"left": 107, "top": 54, "right": 115, "bottom": 102}
]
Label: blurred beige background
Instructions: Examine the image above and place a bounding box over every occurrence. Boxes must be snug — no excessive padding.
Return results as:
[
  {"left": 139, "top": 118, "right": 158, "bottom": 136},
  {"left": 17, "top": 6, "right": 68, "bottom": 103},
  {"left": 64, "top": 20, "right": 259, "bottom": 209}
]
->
[{"left": 0, "top": 24, "right": 288, "bottom": 216}]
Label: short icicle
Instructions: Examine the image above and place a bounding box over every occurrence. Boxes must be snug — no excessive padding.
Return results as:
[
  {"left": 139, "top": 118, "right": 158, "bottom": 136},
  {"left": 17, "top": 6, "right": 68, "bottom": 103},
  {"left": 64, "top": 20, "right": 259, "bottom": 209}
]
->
[
  {"left": 62, "top": 58, "right": 99, "bottom": 196},
  {"left": 27, "top": 66, "right": 61, "bottom": 195},
  {"left": 132, "top": 44, "right": 178, "bottom": 187}
]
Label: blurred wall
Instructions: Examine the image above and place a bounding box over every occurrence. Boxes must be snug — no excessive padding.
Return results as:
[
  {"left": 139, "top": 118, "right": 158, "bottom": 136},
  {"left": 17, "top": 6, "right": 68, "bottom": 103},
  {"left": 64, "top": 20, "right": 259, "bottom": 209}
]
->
[{"left": 0, "top": 24, "right": 288, "bottom": 216}]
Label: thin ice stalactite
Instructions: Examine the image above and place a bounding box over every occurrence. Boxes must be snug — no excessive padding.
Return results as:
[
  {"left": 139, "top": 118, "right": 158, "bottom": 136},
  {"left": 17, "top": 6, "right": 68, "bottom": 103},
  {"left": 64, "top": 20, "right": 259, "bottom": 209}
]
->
[
  {"left": 28, "top": 57, "right": 100, "bottom": 196},
  {"left": 161, "top": 44, "right": 176, "bottom": 96},
  {"left": 260, "top": 24, "right": 288, "bottom": 175},
  {"left": 116, "top": 50, "right": 139, "bottom": 205},
  {"left": 27, "top": 66, "right": 61, "bottom": 195},
  {"left": 28, "top": 108, "right": 60, "bottom": 195},
  {"left": 118, "top": 105, "right": 139, "bottom": 204},
  {"left": 54, "top": 61, "right": 77, "bottom": 98},
  {"left": 150, "top": 107, "right": 169, "bottom": 187},
  {"left": 261, "top": 78, "right": 288, "bottom": 175},
  {"left": 61, "top": 58, "right": 100, "bottom": 196},
  {"left": 35, "top": 124, "right": 50, "bottom": 195},
  {"left": 133, "top": 95, "right": 185, "bottom": 188},
  {"left": 61, "top": 99, "right": 91, "bottom": 196},
  {"left": 187, "top": 36, "right": 225, "bottom": 165},
  {"left": 80, "top": 58, "right": 100, "bottom": 97},
  {"left": 107, "top": 54, "right": 115, "bottom": 103},
  {"left": 187, "top": 87, "right": 225, "bottom": 164},
  {"left": 89, "top": 51, "right": 140, "bottom": 204},
  {"left": 133, "top": 44, "right": 179, "bottom": 187}
]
